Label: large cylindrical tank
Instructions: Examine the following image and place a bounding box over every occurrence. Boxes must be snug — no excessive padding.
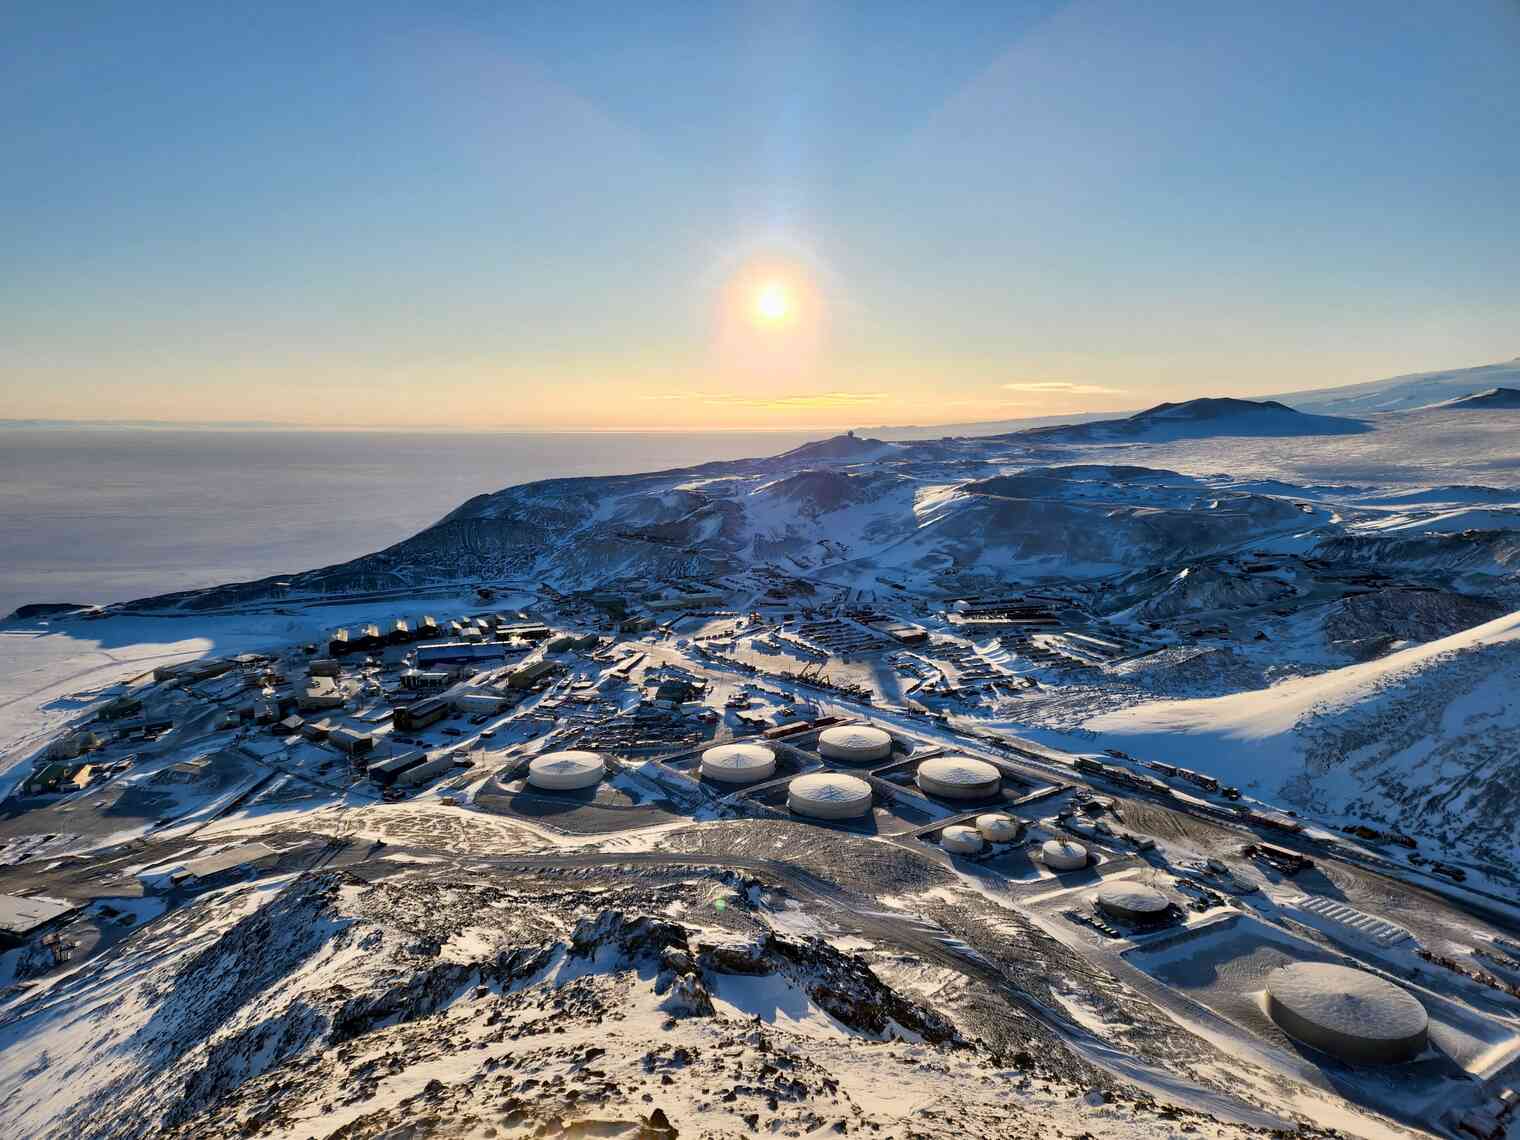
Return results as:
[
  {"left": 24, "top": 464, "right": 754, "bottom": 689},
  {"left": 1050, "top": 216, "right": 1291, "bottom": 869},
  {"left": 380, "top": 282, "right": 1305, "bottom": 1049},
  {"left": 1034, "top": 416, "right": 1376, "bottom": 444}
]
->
[
  {"left": 1265, "top": 963, "right": 1429, "bottom": 1065},
  {"left": 699, "top": 743, "right": 776, "bottom": 784},
  {"left": 1094, "top": 882, "right": 1170, "bottom": 924},
  {"left": 915, "top": 756, "right": 1002, "bottom": 800},
  {"left": 787, "top": 773, "right": 873, "bottom": 819},
  {"left": 527, "top": 750, "right": 606, "bottom": 790},
  {"left": 817, "top": 725, "right": 893, "bottom": 763}
]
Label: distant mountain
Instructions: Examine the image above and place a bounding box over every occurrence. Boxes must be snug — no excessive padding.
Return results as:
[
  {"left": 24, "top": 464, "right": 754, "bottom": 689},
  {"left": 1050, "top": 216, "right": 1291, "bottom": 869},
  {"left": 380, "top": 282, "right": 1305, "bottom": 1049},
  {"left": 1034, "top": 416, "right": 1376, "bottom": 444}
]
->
[
  {"left": 857, "top": 357, "right": 1520, "bottom": 439},
  {"left": 861, "top": 409, "right": 1129, "bottom": 441},
  {"left": 1422, "top": 387, "right": 1520, "bottom": 411},
  {"left": 1006, "top": 397, "right": 1367, "bottom": 443},
  {"left": 775, "top": 433, "right": 897, "bottom": 461},
  {"left": 1264, "top": 358, "right": 1520, "bottom": 416}
]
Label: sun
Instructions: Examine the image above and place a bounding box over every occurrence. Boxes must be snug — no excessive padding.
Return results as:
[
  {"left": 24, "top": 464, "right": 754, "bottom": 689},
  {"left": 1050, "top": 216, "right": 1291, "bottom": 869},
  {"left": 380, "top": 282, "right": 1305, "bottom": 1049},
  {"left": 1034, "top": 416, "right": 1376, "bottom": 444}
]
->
[{"left": 754, "top": 281, "right": 792, "bottom": 324}]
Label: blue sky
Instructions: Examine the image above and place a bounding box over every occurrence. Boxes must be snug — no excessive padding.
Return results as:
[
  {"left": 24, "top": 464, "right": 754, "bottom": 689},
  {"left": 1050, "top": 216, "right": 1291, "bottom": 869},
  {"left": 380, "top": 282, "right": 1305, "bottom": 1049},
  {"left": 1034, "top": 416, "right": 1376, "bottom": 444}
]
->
[{"left": 2, "top": 1, "right": 1517, "bottom": 428}]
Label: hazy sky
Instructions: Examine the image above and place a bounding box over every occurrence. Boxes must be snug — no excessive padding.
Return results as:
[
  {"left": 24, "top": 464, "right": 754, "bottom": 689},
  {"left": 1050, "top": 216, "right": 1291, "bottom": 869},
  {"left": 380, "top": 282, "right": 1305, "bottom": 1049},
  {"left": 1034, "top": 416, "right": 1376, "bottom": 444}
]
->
[{"left": 3, "top": 1, "right": 1517, "bottom": 430}]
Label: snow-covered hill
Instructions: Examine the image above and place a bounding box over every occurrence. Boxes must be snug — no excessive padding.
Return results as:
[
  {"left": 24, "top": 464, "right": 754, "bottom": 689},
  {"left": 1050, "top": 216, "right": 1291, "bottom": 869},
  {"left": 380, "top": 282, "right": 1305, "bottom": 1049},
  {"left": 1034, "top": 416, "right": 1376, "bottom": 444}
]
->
[
  {"left": 1081, "top": 609, "right": 1520, "bottom": 867},
  {"left": 1265, "top": 359, "right": 1520, "bottom": 416},
  {"left": 1423, "top": 387, "right": 1520, "bottom": 411},
  {"left": 1012, "top": 398, "right": 1366, "bottom": 443}
]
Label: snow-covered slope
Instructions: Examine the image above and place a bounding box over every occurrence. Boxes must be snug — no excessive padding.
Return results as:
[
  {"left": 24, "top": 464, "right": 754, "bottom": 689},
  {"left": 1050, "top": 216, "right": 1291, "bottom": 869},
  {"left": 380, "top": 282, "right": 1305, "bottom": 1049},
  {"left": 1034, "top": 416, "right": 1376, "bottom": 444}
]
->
[
  {"left": 1082, "top": 609, "right": 1520, "bottom": 865},
  {"left": 1266, "top": 359, "right": 1520, "bottom": 415},
  {"left": 121, "top": 444, "right": 1342, "bottom": 610},
  {"left": 1012, "top": 399, "right": 1366, "bottom": 443},
  {"left": 1422, "top": 387, "right": 1520, "bottom": 411}
]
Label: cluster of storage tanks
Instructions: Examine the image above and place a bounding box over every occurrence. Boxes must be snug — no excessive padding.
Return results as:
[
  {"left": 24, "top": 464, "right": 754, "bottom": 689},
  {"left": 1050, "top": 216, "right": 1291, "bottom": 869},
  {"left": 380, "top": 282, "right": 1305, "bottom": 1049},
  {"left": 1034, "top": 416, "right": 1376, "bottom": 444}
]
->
[
  {"left": 939, "top": 813, "right": 1020, "bottom": 855},
  {"left": 515, "top": 724, "right": 1432, "bottom": 1074}
]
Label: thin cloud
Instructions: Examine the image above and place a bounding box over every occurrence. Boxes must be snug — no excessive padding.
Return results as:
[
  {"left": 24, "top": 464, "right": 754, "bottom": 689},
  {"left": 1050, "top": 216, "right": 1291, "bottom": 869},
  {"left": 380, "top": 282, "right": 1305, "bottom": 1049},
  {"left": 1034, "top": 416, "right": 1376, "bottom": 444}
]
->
[
  {"left": 1001, "top": 381, "right": 1127, "bottom": 396},
  {"left": 641, "top": 391, "right": 888, "bottom": 409}
]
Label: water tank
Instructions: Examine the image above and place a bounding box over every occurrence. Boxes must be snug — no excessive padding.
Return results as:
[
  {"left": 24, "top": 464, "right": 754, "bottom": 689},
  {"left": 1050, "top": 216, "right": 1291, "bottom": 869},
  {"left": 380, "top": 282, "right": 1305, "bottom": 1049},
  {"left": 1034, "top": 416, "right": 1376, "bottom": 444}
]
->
[
  {"left": 787, "top": 773, "right": 873, "bottom": 819},
  {"left": 941, "top": 825, "right": 985, "bottom": 855},
  {"left": 699, "top": 743, "right": 776, "bottom": 784},
  {"left": 1040, "top": 839, "right": 1089, "bottom": 871},
  {"left": 976, "top": 813, "right": 1020, "bottom": 843},
  {"left": 1094, "top": 882, "right": 1170, "bottom": 924},
  {"left": 1265, "top": 962, "right": 1429, "bottom": 1065},
  {"left": 817, "top": 725, "right": 893, "bottom": 763},
  {"left": 915, "top": 756, "right": 1002, "bottom": 800},
  {"left": 527, "top": 750, "right": 606, "bottom": 791}
]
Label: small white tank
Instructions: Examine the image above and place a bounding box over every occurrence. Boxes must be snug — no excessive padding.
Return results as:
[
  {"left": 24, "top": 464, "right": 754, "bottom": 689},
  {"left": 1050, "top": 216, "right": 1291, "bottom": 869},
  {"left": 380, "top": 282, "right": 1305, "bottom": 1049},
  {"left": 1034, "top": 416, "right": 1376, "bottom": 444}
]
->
[
  {"left": 1040, "top": 839, "right": 1089, "bottom": 871},
  {"left": 976, "top": 813, "right": 1019, "bottom": 843},
  {"left": 941, "top": 825, "right": 985, "bottom": 855}
]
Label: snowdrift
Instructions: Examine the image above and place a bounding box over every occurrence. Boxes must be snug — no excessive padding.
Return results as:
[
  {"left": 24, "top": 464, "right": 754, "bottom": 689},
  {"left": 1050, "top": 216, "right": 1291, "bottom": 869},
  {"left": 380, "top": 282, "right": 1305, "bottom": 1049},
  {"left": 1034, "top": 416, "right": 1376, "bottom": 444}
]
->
[{"left": 1083, "top": 608, "right": 1520, "bottom": 864}]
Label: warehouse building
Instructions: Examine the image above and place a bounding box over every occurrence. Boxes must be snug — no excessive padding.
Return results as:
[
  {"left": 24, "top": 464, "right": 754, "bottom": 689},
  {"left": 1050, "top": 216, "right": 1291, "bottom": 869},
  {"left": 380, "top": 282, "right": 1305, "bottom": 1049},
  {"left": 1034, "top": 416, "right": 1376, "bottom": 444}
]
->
[
  {"left": 0, "top": 894, "right": 83, "bottom": 949},
  {"left": 299, "top": 676, "right": 345, "bottom": 710},
  {"left": 451, "top": 691, "right": 508, "bottom": 717},
  {"left": 394, "top": 697, "right": 447, "bottom": 732},
  {"left": 368, "top": 750, "right": 428, "bottom": 787},
  {"left": 396, "top": 753, "right": 456, "bottom": 788},
  {"left": 328, "top": 725, "right": 373, "bottom": 757},
  {"left": 400, "top": 669, "right": 453, "bottom": 691},
  {"left": 508, "top": 659, "right": 558, "bottom": 689},
  {"left": 415, "top": 642, "right": 505, "bottom": 667}
]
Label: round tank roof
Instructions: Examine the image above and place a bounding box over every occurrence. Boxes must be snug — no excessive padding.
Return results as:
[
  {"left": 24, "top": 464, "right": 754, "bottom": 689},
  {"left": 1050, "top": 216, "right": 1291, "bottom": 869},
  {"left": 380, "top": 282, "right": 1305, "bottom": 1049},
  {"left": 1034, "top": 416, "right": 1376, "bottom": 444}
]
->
[
  {"left": 1094, "top": 882, "right": 1170, "bottom": 923},
  {"left": 817, "top": 725, "right": 893, "bottom": 763},
  {"left": 699, "top": 743, "right": 776, "bottom": 784},
  {"left": 941, "top": 825, "right": 985, "bottom": 855},
  {"left": 976, "top": 813, "right": 1019, "bottom": 842},
  {"left": 1040, "top": 839, "right": 1089, "bottom": 871},
  {"left": 1266, "top": 963, "right": 1428, "bottom": 1065},
  {"left": 915, "top": 756, "right": 1002, "bottom": 800},
  {"left": 787, "top": 772, "right": 873, "bottom": 819},
  {"left": 527, "top": 750, "right": 605, "bottom": 790}
]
